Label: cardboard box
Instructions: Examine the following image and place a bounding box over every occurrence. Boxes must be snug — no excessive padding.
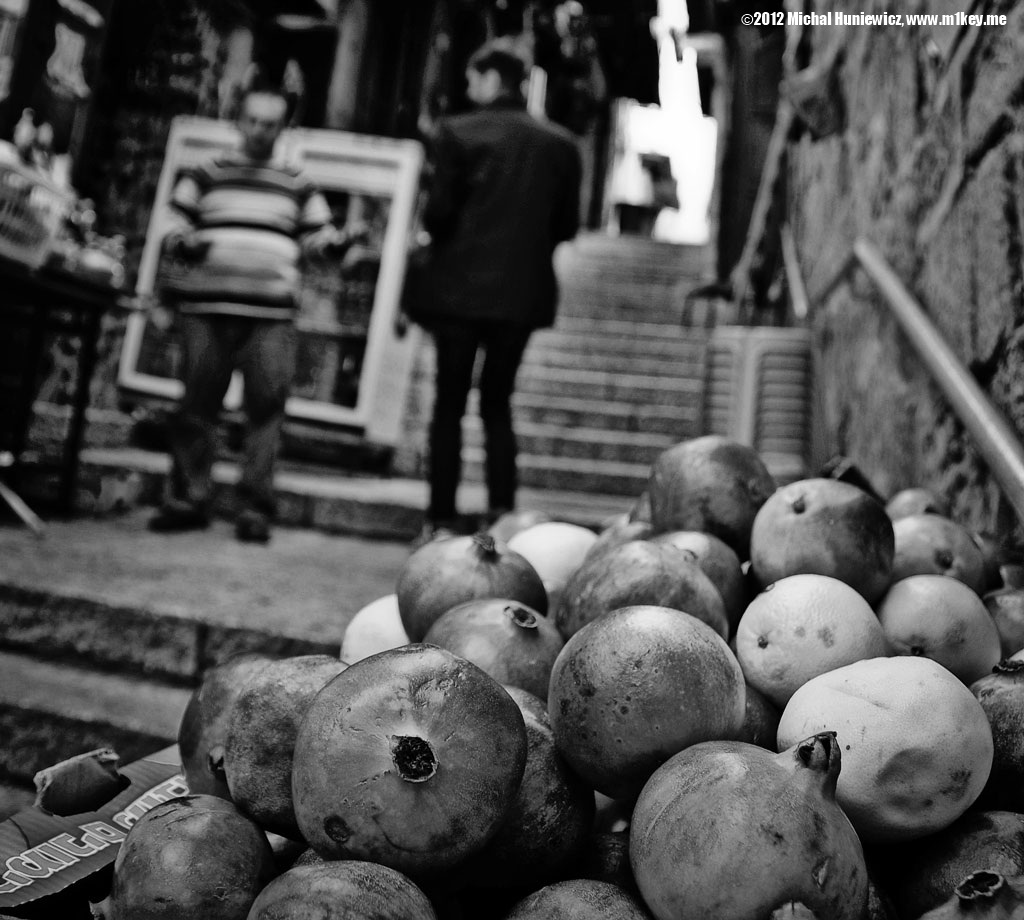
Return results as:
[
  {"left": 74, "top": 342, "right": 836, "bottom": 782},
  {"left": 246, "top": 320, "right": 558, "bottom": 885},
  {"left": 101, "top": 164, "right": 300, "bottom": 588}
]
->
[{"left": 0, "top": 746, "right": 186, "bottom": 918}]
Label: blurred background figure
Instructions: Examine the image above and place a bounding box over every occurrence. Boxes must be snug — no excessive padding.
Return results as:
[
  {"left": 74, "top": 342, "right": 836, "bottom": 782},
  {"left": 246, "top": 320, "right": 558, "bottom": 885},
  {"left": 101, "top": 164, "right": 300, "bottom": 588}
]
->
[
  {"left": 607, "top": 0, "right": 715, "bottom": 243},
  {"left": 539, "top": 1, "right": 607, "bottom": 228}
]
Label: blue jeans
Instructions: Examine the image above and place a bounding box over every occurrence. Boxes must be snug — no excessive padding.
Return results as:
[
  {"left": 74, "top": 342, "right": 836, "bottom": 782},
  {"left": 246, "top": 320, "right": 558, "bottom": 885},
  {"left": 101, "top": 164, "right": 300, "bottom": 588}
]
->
[
  {"left": 427, "top": 319, "right": 533, "bottom": 523},
  {"left": 164, "top": 314, "right": 296, "bottom": 518}
]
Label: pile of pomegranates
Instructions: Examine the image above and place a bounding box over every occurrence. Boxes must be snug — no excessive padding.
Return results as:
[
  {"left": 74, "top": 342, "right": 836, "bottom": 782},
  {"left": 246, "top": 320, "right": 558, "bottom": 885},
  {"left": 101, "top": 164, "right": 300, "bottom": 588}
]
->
[{"left": 87, "top": 437, "right": 1024, "bottom": 920}]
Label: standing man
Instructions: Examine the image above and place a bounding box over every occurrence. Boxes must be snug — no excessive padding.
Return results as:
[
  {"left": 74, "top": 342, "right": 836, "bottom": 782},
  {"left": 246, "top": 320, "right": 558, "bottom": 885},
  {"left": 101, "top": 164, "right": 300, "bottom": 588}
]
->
[
  {"left": 412, "top": 37, "right": 582, "bottom": 543},
  {"left": 149, "top": 85, "right": 362, "bottom": 543}
]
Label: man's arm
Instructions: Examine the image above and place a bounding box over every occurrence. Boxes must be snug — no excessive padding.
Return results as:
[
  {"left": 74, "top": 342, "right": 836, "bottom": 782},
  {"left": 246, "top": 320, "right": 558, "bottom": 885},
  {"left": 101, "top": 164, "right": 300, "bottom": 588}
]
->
[
  {"left": 421, "top": 122, "right": 464, "bottom": 241},
  {"left": 296, "top": 185, "right": 371, "bottom": 260},
  {"left": 161, "top": 166, "right": 210, "bottom": 259}
]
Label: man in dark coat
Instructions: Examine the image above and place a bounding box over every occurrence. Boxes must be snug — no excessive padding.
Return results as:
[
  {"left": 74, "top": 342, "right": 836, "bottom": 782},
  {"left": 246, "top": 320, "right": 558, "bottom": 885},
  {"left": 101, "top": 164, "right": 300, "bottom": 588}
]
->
[{"left": 414, "top": 37, "right": 582, "bottom": 542}]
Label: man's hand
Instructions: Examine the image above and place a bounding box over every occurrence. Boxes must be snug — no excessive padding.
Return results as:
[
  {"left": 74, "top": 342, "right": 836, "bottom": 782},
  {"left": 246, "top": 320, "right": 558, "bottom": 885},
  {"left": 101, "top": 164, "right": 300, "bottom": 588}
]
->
[
  {"left": 326, "top": 221, "right": 372, "bottom": 254},
  {"left": 165, "top": 232, "right": 211, "bottom": 262},
  {"left": 149, "top": 302, "right": 176, "bottom": 332}
]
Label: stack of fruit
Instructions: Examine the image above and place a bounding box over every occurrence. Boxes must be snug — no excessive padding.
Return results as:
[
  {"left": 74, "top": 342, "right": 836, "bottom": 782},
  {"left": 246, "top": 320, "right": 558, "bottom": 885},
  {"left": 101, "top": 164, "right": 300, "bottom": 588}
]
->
[{"left": 93, "top": 436, "right": 1024, "bottom": 919}]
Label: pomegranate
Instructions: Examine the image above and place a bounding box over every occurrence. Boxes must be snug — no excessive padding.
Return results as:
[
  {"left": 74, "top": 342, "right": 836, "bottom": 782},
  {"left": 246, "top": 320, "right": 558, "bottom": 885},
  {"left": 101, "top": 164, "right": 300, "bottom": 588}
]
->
[
  {"left": 555, "top": 540, "right": 729, "bottom": 641},
  {"left": 176, "top": 653, "right": 269, "bottom": 799},
  {"left": 630, "top": 733, "right": 868, "bottom": 920},
  {"left": 973, "top": 532, "right": 1012, "bottom": 594},
  {"left": 104, "top": 795, "right": 274, "bottom": 920},
  {"left": 971, "top": 660, "right": 1024, "bottom": 812},
  {"left": 462, "top": 686, "right": 595, "bottom": 889},
  {"left": 422, "top": 599, "right": 564, "bottom": 701},
  {"left": 507, "top": 521, "right": 598, "bottom": 609},
  {"left": 579, "top": 831, "right": 640, "bottom": 898},
  {"left": 985, "top": 588, "right": 1024, "bottom": 659},
  {"left": 548, "top": 604, "right": 745, "bottom": 800},
  {"left": 891, "top": 513, "right": 988, "bottom": 593},
  {"left": 504, "top": 879, "right": 651, "bottom": 918},
  {"left": 652, "top": 529, "right": 746, "bottom": 631},
  {"left": 583, "top": 517, "right": 655, "bottom": 563},
  {"left": 768, "top": 879, "right": 899, "bottom": 920},
  {"left": 292, "top": 644, "right": 527, "bottom": 878},
  {"left": 340, "top": 593, "right": 409, "bottom": 663},
  {"left": 919, "top": 871, "right": 1024, "bottom": 919},
  {"left": 488, "top": 508, "right": 552, "bottom": 543},
  {"left": 749, "top": 478, "right": 895, "bottom": 604},
  {"left": 629, "top": 490, "right": 652, "bottom": 523},
  {"left": 223, "top": 654, "right": 347, "bottom": 839},
  {"left": 246, "top": 861, "right": 437, "bottom": 919},
  {"left": 886, "top": 487, "right": 950, "bottom": 520},
  {"left": 647, "top": 435, "right": 777, "bottom": 558},
  {"left": 396, "top": 533, "right": 547, "bottom": 641},
  {"left": 738, "top": 681, "right": 782, "bottom": 749},
  {"left": 870, "top": 811, "right": 1024, "bottom": 918}
]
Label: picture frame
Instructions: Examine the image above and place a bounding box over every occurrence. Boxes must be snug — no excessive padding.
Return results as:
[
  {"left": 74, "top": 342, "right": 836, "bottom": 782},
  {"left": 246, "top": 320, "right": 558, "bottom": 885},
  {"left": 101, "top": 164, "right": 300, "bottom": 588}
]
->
[{"left": 117, "top": 115, "right": 423, "bottom": 446}]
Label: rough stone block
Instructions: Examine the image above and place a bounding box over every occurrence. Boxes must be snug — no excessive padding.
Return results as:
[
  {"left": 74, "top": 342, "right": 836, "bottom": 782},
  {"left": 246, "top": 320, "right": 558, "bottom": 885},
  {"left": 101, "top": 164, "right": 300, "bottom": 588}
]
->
[
  {"left": 963, "top": 4, "right": 1024, "bottom": 159},
  {"left": 197, "top": 627, "right": 338, "bottom": 675},
  {"left": 0, "top": 586, "right": 201, "bottom": 683},
  {"left": 969, "top": 146, "right": 1020, "bottom": 364},
  {"left": 310, "top": 496, "right": 422, "bottom": 540},
  {"left": 917, "top": 190, "right": 979, "bottom": 364}
]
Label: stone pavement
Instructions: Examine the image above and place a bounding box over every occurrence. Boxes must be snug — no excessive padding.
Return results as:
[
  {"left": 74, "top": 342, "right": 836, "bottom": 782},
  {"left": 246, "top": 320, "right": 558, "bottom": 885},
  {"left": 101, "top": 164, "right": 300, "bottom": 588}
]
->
[{"left": 0, "top": 509, "right": 410, "bottom": 648}]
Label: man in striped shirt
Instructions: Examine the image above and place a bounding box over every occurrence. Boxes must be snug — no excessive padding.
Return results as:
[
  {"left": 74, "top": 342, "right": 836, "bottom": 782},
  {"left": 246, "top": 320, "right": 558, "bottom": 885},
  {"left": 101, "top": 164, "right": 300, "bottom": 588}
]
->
[{"left": 149, "top": 87, "right": 362, "bottom": 543}]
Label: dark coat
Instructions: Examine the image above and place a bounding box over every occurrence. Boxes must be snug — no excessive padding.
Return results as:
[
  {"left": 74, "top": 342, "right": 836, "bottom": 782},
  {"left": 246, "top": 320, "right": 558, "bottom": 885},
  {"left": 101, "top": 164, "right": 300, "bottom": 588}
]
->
[{"left": 414, "top": 99, "right": 582, "bottom": 329}]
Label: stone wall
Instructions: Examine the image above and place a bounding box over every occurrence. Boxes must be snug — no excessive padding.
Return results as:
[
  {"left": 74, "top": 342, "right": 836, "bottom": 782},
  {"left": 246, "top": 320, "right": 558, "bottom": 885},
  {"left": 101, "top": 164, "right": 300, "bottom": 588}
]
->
[{"left": 788, "top": 0, "right": 1024, "bottom": 538}]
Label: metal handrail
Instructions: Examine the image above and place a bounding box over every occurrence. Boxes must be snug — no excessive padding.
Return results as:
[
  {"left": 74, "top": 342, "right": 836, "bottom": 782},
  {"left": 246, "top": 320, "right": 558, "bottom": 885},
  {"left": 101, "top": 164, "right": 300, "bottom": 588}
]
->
[{"left": 825, "top": 238, "right": 1024, "bottom": 524}]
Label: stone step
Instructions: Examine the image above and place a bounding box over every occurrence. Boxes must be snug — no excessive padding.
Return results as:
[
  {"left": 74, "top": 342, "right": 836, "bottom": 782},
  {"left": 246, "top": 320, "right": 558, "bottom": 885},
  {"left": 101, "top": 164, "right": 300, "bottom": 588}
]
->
[
  {"left": 462, "top": 448, "right": 650, "bottom": 498},
  {"left": 528, "top": 321, "right": 704, "bottom": 352},
  {"left": 0, "top": 579, "right": 342, "bottom": 688},
  {"left": 524, "top": 340, "right": 705, "bottom": 377},
  {"left": 560, "top": 234, "right": 713, "bottom": 278},
  {"left": 516, "top": 366, "right": 702, "bottom": 406},
  {"left": 0, "top": 650, "right": 190, "bottom": 784},
  {"left": 519, "top": 354, "right": 703, "bottom": 384},
  {"left": 462, "top": 419, "right": 675, "bottom": 466},
  {"left": 551, "top": 316, "right": 707, "bottom": 339},
  {"left": 50, "top": 448, "right": 630, "bottom": 537},
  {"left": 505, "top": 393, "right": 697, "bottom": 436},
  {"left": 557, "top": 292, "right": 686, "bottom": 324},
  {"left": 521, "top": 350, "right": 702, "bottom": 379}
]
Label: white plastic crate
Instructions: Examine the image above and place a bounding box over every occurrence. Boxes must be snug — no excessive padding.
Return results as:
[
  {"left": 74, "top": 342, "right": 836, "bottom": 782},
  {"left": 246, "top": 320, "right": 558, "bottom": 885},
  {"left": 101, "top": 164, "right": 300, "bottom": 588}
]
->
[{"left": 702, "top": 325, "right": 812, "bottom": 483}]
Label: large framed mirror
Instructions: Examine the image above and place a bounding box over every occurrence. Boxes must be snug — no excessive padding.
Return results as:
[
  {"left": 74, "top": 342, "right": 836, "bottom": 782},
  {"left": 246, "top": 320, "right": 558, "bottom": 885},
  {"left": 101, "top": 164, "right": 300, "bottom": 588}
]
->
[{"left": 118, "top": 116, "right": 423, "bottom": 446}]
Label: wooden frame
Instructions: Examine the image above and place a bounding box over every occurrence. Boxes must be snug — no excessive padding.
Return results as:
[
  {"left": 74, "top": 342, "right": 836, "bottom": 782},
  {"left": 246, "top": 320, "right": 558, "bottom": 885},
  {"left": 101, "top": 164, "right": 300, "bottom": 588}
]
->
[{"left": 118, "top": 115, "right": 423, "bottom": 445}]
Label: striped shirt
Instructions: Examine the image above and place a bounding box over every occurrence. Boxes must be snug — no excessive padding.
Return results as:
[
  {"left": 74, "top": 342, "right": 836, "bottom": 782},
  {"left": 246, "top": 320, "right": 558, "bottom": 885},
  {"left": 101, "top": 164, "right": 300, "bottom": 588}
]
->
[{"left": 161, "top": 153, "right": 333, "bottom": 319}]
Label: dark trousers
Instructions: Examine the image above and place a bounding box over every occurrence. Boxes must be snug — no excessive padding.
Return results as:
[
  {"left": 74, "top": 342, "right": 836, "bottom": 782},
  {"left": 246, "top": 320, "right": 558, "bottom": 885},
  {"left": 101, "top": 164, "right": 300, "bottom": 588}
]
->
[
  {"left": 427, "top": 320, "right": 533, "bottom": 524},
  {"left": 165, "top": 314, "right": 296, "bottom": 518}
]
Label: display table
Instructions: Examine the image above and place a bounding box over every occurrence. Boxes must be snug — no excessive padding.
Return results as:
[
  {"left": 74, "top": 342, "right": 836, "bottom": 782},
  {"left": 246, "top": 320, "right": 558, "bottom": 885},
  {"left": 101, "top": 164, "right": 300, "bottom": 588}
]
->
[{"left": 0, "top": 253, "right": 132, "bottom": 517}]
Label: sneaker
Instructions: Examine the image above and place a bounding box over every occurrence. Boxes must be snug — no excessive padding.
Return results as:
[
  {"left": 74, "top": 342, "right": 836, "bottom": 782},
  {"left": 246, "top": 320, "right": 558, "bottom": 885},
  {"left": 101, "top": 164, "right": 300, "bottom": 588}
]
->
[
  {"left": 411, "top": 521, "right": 460, "bottom": 551},
  {"left": 236, "top": 509, "right": 271, "bottom": 544},
  {"left": 148, "top": 506, "right": 209, "bottom": 533}
]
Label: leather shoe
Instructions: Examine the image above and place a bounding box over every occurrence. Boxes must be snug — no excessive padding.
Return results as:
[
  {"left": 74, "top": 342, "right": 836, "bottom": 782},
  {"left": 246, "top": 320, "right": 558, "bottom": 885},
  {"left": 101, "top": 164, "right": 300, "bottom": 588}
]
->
[
  {"left": 236, "top": 510, "right": 271, "bottom": 544},
  {"left": 148, "top": 506, "right": 209, "bottom": 533}
]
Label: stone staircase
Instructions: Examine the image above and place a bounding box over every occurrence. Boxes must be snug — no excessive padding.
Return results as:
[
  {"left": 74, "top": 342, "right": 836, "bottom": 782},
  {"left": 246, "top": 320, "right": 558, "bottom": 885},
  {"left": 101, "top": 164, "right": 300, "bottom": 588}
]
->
[{"left": 459, "top": 232, "right": 715, "bottom": 499}]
